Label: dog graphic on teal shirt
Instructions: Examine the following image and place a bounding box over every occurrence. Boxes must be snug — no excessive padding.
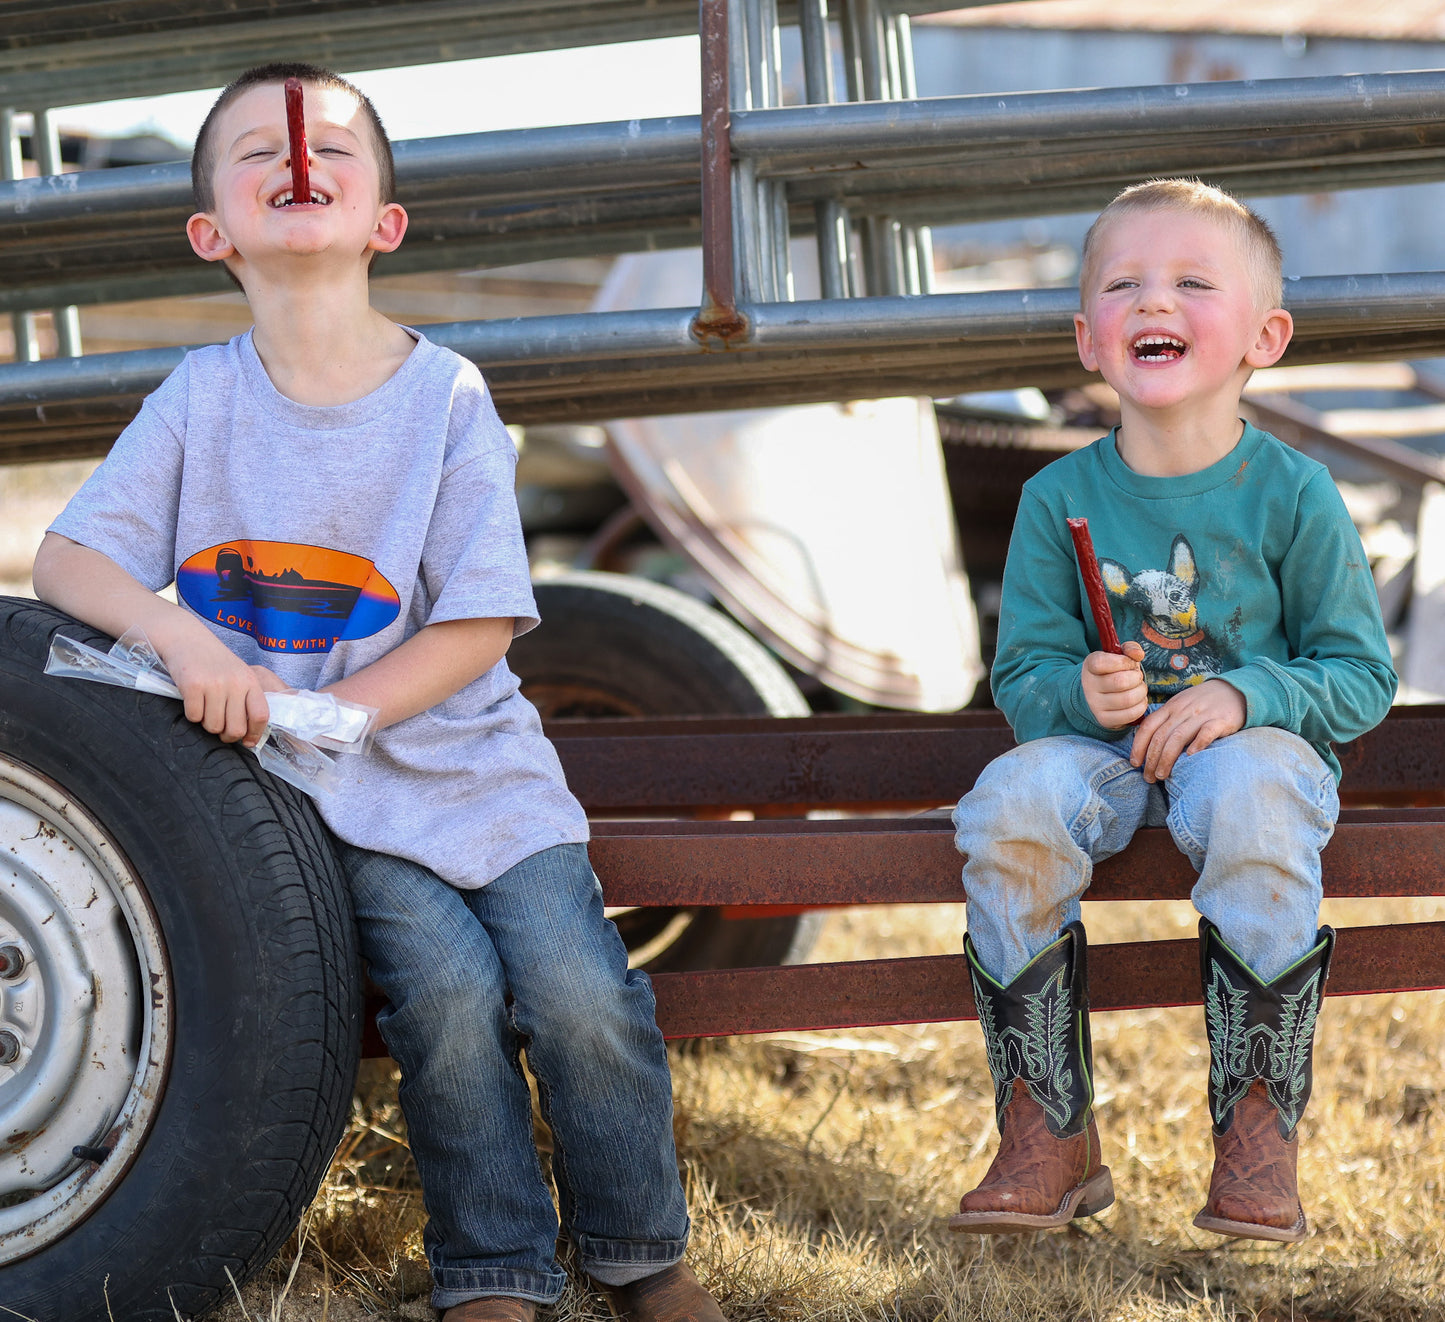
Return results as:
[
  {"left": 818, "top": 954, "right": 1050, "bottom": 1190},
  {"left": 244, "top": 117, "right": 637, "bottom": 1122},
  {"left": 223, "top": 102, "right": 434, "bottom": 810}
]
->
[{"left": 1098, "top": 534, "right": 1237, "bottom": 692}]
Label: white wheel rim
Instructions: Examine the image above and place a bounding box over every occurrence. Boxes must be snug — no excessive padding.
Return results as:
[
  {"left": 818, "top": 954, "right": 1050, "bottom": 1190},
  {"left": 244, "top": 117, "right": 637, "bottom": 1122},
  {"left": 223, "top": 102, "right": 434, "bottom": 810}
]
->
[{"left": 0, "top": 754, "right": 171, "bottom": 1265}]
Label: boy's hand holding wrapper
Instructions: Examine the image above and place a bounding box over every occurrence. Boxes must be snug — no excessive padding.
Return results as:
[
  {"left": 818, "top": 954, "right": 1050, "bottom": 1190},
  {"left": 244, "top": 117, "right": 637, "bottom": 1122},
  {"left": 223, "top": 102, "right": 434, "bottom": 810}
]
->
[{"left": 1067, "top": 517, "right": 1147, "bottom": 730}]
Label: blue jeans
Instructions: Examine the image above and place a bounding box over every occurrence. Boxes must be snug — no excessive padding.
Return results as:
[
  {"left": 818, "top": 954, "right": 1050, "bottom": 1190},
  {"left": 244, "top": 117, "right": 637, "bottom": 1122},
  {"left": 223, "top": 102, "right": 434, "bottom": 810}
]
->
[
  {"left": 339, "top": 842, "right": 689, "bottom": 1310},
  {"left": 952, "top": 726, "right": 1339, "bottom": 984}
]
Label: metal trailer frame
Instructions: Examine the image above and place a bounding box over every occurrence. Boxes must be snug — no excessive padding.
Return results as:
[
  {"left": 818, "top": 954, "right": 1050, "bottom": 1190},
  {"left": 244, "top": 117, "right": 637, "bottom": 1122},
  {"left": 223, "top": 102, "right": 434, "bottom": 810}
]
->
[{"left": 471, "top": 706, "right": 1445, "bottom": 1040}]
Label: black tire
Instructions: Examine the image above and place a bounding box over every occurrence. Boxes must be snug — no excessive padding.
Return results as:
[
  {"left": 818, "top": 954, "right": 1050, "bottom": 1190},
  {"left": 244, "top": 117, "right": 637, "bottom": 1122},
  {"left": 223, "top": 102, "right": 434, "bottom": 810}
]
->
[
  {"left": 511, "top": 571, "right": 822, "bottom": 972},
  {"left": 515, "top": 571, "right": 810, "bottom": 721},
  {"left": 0, "top": 598, "right": 360, "bottom": 1322}
]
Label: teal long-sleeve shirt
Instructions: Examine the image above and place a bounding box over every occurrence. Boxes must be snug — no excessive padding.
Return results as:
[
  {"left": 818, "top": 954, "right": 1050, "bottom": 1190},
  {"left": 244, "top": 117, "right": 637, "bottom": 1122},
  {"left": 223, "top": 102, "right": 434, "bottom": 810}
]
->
[{"left": 992, "top": 422, "right": 1396, "bottom": 781}]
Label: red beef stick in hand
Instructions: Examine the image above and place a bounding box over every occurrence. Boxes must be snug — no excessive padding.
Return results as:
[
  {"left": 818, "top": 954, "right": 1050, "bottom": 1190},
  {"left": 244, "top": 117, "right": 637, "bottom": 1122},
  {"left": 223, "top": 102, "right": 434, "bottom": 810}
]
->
[
  {"left": 1067, "top": 516, "right": 1145, "bottom": 729},
  {"left": 284, "top": 78, "right": 310, "bottom": 205}
]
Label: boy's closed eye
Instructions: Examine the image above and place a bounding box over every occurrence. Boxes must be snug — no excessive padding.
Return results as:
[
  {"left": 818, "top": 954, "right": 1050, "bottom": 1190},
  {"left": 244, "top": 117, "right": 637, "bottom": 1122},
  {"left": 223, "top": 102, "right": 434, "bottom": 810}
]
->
[{"left": 1102, "top": 276, "right": 1217, "bottom": 292}]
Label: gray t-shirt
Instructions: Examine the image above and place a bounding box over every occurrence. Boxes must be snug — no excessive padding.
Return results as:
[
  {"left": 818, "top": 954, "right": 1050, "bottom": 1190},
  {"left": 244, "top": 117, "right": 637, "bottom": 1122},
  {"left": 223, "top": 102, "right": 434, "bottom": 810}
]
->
[{"left": 51, "top": 329, "right": 589, "bottom": 888}]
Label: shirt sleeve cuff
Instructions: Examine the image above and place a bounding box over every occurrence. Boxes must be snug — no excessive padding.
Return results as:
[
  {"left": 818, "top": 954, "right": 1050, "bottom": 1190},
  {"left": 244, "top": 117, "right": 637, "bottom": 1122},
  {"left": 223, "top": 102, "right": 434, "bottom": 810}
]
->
[
  {"left": 1217, "top": 663, "right": 1292, "bottom": 730},
  {"left": 426, "top": 599, "right": 540, "bottom": 636}
]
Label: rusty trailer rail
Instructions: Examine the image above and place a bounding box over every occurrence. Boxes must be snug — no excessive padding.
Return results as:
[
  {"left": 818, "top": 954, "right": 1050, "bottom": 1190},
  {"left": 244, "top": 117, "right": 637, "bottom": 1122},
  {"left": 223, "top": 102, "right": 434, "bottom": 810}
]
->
[{"left": 536, "top": 706, "right": 1445, "bottom": 1041}]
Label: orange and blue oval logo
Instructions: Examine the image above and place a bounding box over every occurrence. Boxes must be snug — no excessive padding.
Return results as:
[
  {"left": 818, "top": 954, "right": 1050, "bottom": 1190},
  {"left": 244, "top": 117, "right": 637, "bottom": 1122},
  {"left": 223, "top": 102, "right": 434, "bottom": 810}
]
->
[{"left": 177, "top": 539, "right": 400, "bottom": 654}]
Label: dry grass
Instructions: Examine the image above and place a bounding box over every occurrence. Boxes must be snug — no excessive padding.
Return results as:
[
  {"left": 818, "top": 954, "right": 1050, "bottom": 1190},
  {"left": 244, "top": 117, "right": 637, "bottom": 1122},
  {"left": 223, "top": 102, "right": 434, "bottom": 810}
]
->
[{"left": 223, "top": 898, "right": 1445, "bottom": 1322}]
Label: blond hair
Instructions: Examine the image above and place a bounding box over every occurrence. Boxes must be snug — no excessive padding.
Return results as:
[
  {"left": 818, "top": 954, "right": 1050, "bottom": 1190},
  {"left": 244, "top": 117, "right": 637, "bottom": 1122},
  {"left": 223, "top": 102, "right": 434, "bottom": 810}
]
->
[{"left": 1079, "top": 179, "right": 1283, "bottom": 310}]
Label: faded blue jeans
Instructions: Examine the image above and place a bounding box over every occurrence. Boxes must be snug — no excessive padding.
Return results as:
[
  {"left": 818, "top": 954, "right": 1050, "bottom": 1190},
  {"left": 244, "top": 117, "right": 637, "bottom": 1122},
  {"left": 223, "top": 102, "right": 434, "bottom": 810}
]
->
[
  {"left": 952, "top": 726, "right": 1339, "bottom": 985},
  {"left": 339, "top": 842, "right": 689, "bottom": 1311}
]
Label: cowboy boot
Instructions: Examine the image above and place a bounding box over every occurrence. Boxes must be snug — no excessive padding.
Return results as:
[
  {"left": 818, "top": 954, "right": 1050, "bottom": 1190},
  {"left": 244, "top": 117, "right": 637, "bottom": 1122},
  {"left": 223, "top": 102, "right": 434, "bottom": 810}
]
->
[
  {"left": 443, "top": 1300, "right": 538, "bottom": 1322},
  {"left": 1193, "top": 917, "right": 1333, "bottom": 1243},
  {"left": 594, "top": 1262, "right": 726, "bottom": 1322},
  {"left": 949, "top": 921, "right": 1114, "bottom": 1233}
]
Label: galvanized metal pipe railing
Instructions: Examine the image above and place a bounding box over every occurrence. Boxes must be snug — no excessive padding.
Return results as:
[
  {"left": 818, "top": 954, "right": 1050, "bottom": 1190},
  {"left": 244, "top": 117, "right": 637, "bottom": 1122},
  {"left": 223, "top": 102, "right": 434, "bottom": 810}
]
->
[
  {"left": 798, "top": 0, "right": 856, "bottom": 300},
  {"left": 7, "top": 272, "right": 1445, "bottom": 449},
  {"left": 6, "top": 68, "right": 1437, "bottom": 237},
  {"left": 0, "top": 1, "right": 967, "bottom": 107},
  {"left": 0, "top": 0, "right": 705, "bottom": 106},
  {"left": 0, "top": 107, "right": 38, "bottom": 363},
  {"left": 7, "top": 69, "right": 1445, "bottom": 313},
  {"left": 33, "top": 109, "right": 81, "bottom": 359},
  {"left": 737, "top": 70, "right": 1445, "bottom": 166}
]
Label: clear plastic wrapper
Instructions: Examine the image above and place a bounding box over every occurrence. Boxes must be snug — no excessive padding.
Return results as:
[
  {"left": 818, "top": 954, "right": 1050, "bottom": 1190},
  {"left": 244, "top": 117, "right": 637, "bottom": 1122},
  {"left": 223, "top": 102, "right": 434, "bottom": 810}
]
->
[
  {"left": 263, "top": 690, "right": 378, "bottom": 754},
  {"left": 256, "top": 728, "right": 340, "bottom": 797},
  {"left": 42, "top": 629, "right": 376, "bottom": 797}
]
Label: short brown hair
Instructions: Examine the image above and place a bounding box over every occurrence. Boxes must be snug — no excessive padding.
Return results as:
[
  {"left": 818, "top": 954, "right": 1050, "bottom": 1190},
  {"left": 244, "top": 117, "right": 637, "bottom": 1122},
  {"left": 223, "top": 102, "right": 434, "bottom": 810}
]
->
[
  {"left": 191, "top": 62, "right": 395, "bottom": 213},
  {"left": 1079, "top": 179, "right": 1283, "bottom": 310}
]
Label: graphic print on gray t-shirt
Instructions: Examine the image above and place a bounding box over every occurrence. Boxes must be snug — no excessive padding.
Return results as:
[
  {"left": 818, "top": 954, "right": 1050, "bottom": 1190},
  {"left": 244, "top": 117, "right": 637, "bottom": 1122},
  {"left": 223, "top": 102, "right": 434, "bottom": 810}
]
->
[
  {"left": 177, "top": 538, "right": 401, "bottom": 652},
  {"left": 50, "top": 329, "right": 589, "bottom": 889}
]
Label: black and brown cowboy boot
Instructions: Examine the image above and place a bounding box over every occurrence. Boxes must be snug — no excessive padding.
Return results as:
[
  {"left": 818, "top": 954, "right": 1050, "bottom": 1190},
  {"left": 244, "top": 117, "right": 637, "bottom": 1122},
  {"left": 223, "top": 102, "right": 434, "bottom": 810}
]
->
[
  {"left": 1193, "top": 917, "right": 1333, "bottom": 1243},
  {"left": 949, "top": 921, "right": 1114, "bottom": 1233}
]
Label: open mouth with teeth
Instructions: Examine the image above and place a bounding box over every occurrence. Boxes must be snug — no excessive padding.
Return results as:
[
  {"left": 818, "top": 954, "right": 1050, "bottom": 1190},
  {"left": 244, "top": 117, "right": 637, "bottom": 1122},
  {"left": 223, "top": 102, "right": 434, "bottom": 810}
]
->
[
  {"left": 1131, "top": 333, "right": 1188, "bottom": 363},
  {"left": 269, "top": 190, "right": 332, "bottom": 208}
]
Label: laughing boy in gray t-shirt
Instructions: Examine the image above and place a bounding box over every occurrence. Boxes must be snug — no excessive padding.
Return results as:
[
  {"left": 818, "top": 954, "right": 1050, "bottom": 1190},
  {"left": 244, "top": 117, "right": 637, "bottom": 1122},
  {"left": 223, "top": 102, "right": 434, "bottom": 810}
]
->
[{"left": 34, "top": 63, "right": 724, "bottom": 1322}]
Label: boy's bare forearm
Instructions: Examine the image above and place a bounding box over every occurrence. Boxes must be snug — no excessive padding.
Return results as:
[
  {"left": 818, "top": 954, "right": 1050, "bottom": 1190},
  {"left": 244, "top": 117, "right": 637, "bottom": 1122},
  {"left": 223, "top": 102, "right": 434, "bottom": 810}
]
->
[
  {"left": 32, "top": 533, "right": 211, "bottom": 651},
  {"left": 323, "top": 616, "right": 514, "bottom": 729}
]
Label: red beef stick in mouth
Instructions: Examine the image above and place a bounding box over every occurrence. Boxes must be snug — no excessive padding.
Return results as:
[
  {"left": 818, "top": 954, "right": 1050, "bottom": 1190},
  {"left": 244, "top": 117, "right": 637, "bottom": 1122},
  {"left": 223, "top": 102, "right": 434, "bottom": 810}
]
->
[
  {"left": 284, "top": 77, "right": 311, "bottom": 206},
  {"left": 1066, "top": 517, "right": 1123, "bottom": 654}
]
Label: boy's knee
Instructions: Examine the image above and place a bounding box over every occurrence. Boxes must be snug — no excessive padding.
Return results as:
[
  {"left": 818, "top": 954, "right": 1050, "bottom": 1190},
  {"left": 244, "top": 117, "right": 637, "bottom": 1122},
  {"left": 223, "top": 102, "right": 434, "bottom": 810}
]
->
[
  {"left": 381, "top": 946, "right": 508, "bottom": 1025},
  {"left": 1192, "top": 728, "right": 1336, "bottom": 825},
  {"left": 954, "top": 736, "right": 1139, "bottom": 853},
  {"left": 516, "top": 959, "right": 654, "bottom": 1048},
  {"left": 955, "top": 739, "right": 1073, "bottom": 826}
]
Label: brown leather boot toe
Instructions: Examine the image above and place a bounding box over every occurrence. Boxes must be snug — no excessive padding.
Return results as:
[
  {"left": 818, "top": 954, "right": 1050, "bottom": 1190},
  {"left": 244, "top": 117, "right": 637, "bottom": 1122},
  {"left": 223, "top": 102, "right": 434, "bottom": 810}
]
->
[
  {"left": 595, "top": 1261, "right": 725, "bottom": 1322},
  {"left": 1193, "top": 1081, "right": 1307, "bottom": 1243},
  {"left": 442, "top": 1298, "right": 539, "bottom": 1322},
  {"left": 949, "top": 1081, "right": 1114, "bottom": 1234}
]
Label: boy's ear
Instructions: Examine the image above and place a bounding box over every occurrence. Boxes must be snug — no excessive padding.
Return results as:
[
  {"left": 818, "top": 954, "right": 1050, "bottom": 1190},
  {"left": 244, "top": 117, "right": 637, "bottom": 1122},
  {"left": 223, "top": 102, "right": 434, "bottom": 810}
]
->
[
  {"left": 186, "top": 211, "right": 235, "bottom": 264},
  {"left": 1073, "top": 311, "right": 1099, "bottom": 372},
  {"left": 367, "top": 201, "right": 409, "bottom": 255},
  {"left": 1244, "top": 306, "right": 1293, "bottom": 369}
]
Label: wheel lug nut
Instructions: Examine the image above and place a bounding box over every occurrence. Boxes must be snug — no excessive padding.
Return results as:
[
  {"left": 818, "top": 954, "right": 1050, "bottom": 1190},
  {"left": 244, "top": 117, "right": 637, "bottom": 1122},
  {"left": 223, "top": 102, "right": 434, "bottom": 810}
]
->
[
  {"left": 0, "top": 1031, "right": 19, "bottom": 1065},
  {"left": 0, "top": 946, "right": 24, "bottom": 979}
]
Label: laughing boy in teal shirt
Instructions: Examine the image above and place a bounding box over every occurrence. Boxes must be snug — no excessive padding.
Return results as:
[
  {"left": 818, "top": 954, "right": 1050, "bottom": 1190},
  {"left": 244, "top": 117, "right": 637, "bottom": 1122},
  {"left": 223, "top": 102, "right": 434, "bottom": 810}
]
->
[{"left": 946, "top": 180, "right": 1395, "bottom": 1245}]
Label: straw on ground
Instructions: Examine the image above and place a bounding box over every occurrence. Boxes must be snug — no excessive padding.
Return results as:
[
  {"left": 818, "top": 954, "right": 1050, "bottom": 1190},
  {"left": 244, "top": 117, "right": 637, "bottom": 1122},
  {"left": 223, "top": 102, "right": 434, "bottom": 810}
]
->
[{"left": 216, "top": 895, "right": 1445, "bottom": 1322}]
